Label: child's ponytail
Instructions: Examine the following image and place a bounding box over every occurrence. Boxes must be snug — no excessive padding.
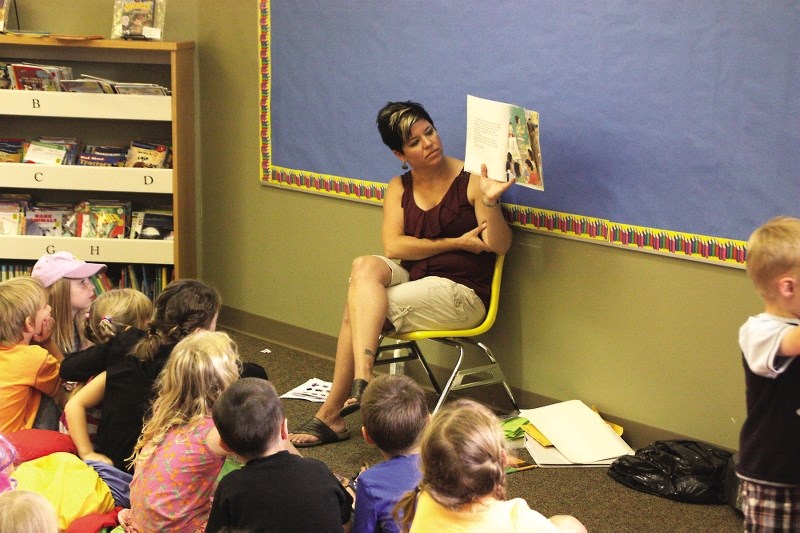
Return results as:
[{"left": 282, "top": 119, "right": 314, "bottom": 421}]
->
[{"left": 132, "top": 280, "right": 221, "bottom": 362}]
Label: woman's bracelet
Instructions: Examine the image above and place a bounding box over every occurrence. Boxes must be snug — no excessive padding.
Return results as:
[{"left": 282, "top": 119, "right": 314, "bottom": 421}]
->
[{"left": 482, "top": 198, "right": 500, "bottom": 208}]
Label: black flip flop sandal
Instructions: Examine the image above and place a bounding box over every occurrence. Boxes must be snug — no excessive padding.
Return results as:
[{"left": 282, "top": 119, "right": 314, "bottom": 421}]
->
[
  {"left": 339, "top": 378, "right": 369, "bottom": 417},
  {"left": 292, "top": 416, "right": 350, "bottom": 448}
]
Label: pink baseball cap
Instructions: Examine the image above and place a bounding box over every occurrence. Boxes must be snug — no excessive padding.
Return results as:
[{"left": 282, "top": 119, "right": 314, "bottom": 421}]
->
[{"left": 31, "top": 252, "right": 106, "bottom": 288}]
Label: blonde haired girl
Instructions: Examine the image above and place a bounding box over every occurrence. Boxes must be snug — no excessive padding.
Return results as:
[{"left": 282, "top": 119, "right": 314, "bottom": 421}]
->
[
  {"left": 61, "top": 288, "right": 153, "bottom": 382},
  {"left": 65, "top": 280, "right": 223, "bottom": 472},
  {"left": 0, "top": 490, "right": 59, "bottom": 533},
  {"left": 63, "top": 289, "right": 154, "bottom": 468},
  {"left": 396, "top": 399, "right": 586, "bottom": 533},
  {"left": 123, "top": 330, "right": 241, "bottom": 532}
]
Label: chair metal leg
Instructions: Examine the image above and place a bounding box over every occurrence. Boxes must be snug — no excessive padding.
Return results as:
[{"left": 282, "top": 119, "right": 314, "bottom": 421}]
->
[
  {"left": 374, "top": 339, "right": 442, "bottom": 394},
  {"left": 432, "top": 337, "right": 519, "bottom": 413},
  {"left": 375, "top": 336, "right": 518, "bottom": 414},
  {"left": 428, "top": 338, "right": 465, "bottom": 413}
]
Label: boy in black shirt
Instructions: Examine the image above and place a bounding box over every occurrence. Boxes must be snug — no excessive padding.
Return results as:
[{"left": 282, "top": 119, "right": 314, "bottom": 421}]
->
[{"left": 206, "top": 378, "right": 353, "bottom": 532}]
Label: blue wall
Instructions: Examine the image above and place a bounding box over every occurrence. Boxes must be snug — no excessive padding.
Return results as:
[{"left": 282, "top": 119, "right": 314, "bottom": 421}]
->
[{"left": 270, "top": 1, "right": 799, "bottom": 241}]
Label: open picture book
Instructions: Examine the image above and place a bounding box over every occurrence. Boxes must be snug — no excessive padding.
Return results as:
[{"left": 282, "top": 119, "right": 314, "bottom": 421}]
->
[{"left": 464, "top": 95, "right": 543, "bottom": 190}]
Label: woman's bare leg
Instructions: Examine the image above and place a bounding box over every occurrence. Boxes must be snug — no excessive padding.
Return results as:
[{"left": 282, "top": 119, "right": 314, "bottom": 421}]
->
[
  {"left": 287, "top": 307, "right": 353, "bottom": 445},
  {"left": 288, "top": 256, "right": 391, "bottom": 445},
  {"left": 348, "top": 256, "right": 392, "bottom": 382}
]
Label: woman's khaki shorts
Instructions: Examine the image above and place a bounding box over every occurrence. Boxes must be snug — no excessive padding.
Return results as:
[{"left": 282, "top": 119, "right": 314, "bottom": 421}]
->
[{"left": 376, "top": 256, "right": 486, "bottom": 334}]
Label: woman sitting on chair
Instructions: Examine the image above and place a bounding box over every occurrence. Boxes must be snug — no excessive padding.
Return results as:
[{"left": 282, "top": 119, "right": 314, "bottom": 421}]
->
[{"left": 289, "top": 101, "right": 514, "bottom": 447}]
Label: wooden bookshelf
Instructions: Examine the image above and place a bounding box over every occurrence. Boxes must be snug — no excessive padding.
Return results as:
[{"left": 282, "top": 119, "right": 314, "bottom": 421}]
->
[{"left": 0, "top": 36, "right": 196, "bottom": 278}]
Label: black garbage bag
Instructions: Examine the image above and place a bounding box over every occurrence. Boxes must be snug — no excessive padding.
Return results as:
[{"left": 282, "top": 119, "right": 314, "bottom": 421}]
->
[{"left": 607, "top": 440, "right": 733, "bottom": 504}]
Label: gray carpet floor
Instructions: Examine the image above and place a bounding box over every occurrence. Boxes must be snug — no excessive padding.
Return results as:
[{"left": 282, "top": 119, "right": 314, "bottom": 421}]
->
[{"left": 223, "top": 326, "right": 744, "bottom": 533}]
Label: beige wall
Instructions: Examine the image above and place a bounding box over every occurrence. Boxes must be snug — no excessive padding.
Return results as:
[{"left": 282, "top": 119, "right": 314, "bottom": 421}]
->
[{"left": 25, "top": 1, "right": 763, "bottom": 450}]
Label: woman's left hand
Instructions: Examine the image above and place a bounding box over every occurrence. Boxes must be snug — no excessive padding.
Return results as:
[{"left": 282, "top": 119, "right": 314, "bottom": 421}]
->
[{"left": 479, "top": 164, "right": 515, "bottom": 205}]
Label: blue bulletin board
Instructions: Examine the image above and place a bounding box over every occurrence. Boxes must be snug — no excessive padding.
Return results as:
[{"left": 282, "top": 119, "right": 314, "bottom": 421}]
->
[{"left": 259, "top": 1, "right": 800, "bottom": 267}]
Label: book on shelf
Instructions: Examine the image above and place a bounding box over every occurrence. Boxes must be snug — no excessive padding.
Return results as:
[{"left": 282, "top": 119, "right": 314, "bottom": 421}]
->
[
  {"left": 129, "top": 209, "right": 173, "bottom": 240},
  {"left": 125, "top": 264, "right": 140, "bottom": 291},
  {"left": 77, "top": 145, "right": 129, "bottom": 167},
  {"left": 0, "top": 0, "right": 8, "bottom": 33},
  {"left": 0, "top": 263, "right": 33, "bottom": 282},
  {"left": 0, "top": 261, "right": 173, "bottom": 299},
  {"left": 0, "top": 62, "right": 11, "bottom": 90},
  {"left": 7, "top": 63, "right": 73, "bottom": 92},
  {"left": 125, "top": 141, "right": 169, "bottom": 168},
  {"left": 37, "top": 137, "right": 82, "bottom": 165},
  {"left": 74, "top": 75, "right": 119, "bottom": 94},
  {"left": 75, "top": 200, "right": 130, "bottom": 239},
  {"left": 111, "top": 0, "right": 165, "bottom": 41},
  {"left": 21, "top": 141, "right": 69, "bottom": 165},
  {"left": 0, "top": 207, "right": 24, "bottom": 235},
  {"left": 68, "top": 75, "right": 169, "bottom": 95},
  {"left": 464, "top": 95, "right": 544, "bottom": 190},
  {"left": 113, "top": 82, "right": 169, "bottom": 96},
  {"left": 0, "top": 194, "right": 30, "bottom": 235},
  {"left": 60, "top": 79, "right": 112, "bottom": 94},
  {"left": 25, "top": 205, "right": 73, "bottom": 237},
  {"left": 77, "top": 153, "right": 127, "bottom": 167},
  {"left": 0, "top": 138, "right": 25, "bottom": 162}
]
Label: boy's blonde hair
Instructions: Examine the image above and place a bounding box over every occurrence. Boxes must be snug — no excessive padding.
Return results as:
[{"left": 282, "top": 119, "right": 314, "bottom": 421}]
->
[
  {"left": 85, "top": 289, "right": 153, "bottom": 344},
  {"left": 0, "top": 490, "right": 59, "bottom": 533},
  {"left": 745, "top": 216, "right": 800, "bottom": 299},
  {"left": 396, "top": 399, "right": 507, "bottom": 531},
  {"left": 46, "top": 277, "right": 82, "bottom": 354},
  {"left": 132, "top": 330, "right": 241, "bottom": 463},
  {"left": 0, "top": 277, "right": 46, "bottom": 346}
]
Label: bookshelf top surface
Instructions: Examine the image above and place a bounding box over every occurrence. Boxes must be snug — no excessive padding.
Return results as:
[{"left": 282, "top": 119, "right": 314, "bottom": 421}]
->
[{"left": 0, "top": 35, "right": 194, "bottom": 52}]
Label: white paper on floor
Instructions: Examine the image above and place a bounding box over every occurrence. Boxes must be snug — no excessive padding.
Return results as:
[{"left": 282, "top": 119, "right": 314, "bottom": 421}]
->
[{"left": 280, "top": 378, "right": 332, "bottom": 402}]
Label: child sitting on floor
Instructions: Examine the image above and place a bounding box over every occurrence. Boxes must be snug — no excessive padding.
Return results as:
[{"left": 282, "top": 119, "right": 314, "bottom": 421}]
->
[
  {"left": 354, "top": 374, "right": 427, "bottom": 533},
  {"left": 65, "top": 279, "right": 221, "bottom": 472},
  {"left": 60, "top": 288, "right": 154, "bottom": 382},
  {"left": 61, "top": 288, "right": 153, "bottom": 452},
  {"left": 0, "top": 489, "right": 59, "bottom": 533},
  {"left": 122, "top": 330, "right": 241, "bottom": 532},
  {"left": 0, "top": 277, "right": 65, "bottom": 433},
  {"left": 31, "top": 251, "right": 106, "bottom": 358},
  {"left": 206, "top": 377, "right": 353, "bottom": 532},
  {"left": 396, "top": 399, "right": 586, "bottom": 533}
]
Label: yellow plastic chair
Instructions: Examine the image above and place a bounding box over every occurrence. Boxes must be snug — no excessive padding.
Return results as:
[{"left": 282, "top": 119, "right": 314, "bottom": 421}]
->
[{"left": 374, "top": 255, "right": 519, "bottom": 413}]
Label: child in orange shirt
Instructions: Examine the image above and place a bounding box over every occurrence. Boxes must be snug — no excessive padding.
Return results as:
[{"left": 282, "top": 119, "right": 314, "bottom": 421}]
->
[{"left": 0, "top": 277, "right": 65, "bottom": 432}]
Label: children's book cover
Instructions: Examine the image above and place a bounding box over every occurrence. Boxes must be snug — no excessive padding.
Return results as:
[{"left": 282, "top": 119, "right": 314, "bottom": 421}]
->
[
  {"left": 25, "top": 208, "right": 69, "bottom": 237},
  {"left": 111, "top": 0, "right": 164, "bottom": 40},
  {"left": 9, "top": 64, "right": 61, "bottom": 91},
  {"left": 0, "top": 0, "right": 8, "bottom": 33},
  {"left": 125, "top": 141, "right": 169, "bottom": 168}
]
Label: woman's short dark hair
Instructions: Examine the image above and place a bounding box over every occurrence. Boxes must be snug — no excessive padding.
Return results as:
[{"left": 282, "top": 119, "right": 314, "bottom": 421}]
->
[{"left": 376, "top": 101, "right": 435, "bottom": 153}]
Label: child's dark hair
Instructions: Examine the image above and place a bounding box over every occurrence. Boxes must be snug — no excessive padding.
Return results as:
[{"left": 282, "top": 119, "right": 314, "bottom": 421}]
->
[
  {"left": 213, "top": 377, "right": 284, "bottom": 459},
  {"left": 361, "top": 374, "right": 428, "bottom": 456},
  {"left": 131, "top": 279, "right": 221, "bottom": 361},
  {"left": 376, "top": 101, "right": 435, "bottom": 153}
]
